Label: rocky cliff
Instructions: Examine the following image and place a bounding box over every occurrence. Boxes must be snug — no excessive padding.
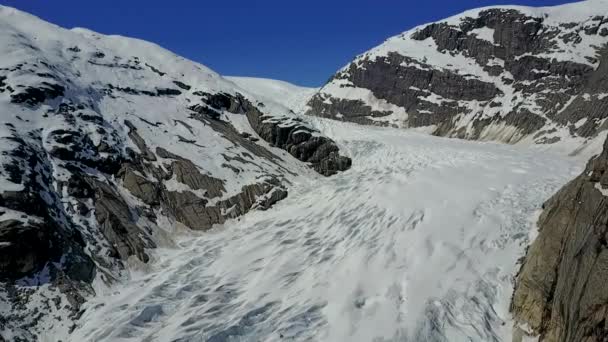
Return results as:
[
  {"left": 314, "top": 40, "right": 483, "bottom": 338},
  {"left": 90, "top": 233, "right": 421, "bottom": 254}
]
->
[
  {"left": 0, "top": 6, "right": 350, "bottom": 339},
  {"left": 306, "top": 1, "right": 608, "bottom": 150},
  {"left": 511, "top": 135, "right": 608, "bottom": 342}
]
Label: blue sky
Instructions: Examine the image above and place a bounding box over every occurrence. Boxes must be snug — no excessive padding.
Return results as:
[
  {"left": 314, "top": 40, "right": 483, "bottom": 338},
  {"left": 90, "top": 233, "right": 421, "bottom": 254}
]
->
[{"left": 3, "top": 0, "right": 579, "bottom": 86}]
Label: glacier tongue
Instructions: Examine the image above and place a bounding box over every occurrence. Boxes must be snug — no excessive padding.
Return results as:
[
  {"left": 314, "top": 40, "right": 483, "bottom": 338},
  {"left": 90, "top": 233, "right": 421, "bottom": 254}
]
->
[{"left": 70, "top": 119, "right": 580, "bottom": 342}]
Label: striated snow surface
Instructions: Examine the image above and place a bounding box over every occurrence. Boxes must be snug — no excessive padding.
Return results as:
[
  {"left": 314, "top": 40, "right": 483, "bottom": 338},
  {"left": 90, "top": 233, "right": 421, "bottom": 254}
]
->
[{"left": 69, "top": 119, "right": 581, "bottom": 342}]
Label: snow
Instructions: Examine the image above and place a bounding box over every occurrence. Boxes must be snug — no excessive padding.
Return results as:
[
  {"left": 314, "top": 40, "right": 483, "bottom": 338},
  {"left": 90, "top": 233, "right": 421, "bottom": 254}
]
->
[
  {"left": 0, "top": 175, "right": 23, "bottom": 192},
  {"left": 68, "top": 119, "right": 580, "bottom": 342},
  {"left": 443, "top": 0, "right": 608, "bottom": 27},
  {"left": 366, "top": 36, "right": 505, "bottom": 85},
  {"left": 358, "top": 0, "right": 608, "bottom": 71},
  {"left": 226, "top": 76, "right": 318, "bottom": 114},
  {"left": 487, "top": 57, "right": 505, "bottom": 67},
  {"left": 595, "top": 182, "right": 608, "bottom": 196},
  {"left": 470, "top": 27, "right": 496, "bottom": 45},
  {"left": 0, "top": 3, "right": 313, "bottom": 204}
]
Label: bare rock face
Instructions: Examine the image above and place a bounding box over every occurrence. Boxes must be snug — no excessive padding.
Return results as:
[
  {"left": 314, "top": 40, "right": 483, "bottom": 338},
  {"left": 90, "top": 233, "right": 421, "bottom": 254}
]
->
[
  {"left": 161, "top": 180, "right": 287, "bottom": 231},
  {"left": 307, "top": 6, "right": 608, "bottom": 145},
  {"left": 512, "top": 136, "right": 608, "bottom": 342}
]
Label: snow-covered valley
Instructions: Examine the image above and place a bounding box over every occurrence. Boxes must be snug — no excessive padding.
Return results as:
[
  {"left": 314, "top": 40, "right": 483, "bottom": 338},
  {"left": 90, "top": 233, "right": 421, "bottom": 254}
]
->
[
  {"left": 2, "top": 1, "right": 608, "bottom": 341},
  {"left": 68, "top": 120, "right": 581, "bottom": 342}
]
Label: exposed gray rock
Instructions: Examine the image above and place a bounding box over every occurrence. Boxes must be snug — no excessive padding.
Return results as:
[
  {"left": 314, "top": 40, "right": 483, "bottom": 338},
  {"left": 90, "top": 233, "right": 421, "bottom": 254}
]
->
[
  {"left": 168, "top": 159, "right": 225, "bottom": 198},
  {"left": 118, "top": 145, "right": 287, "bottom": 232},
  {"left": 89, "top": 177, "right": 156, "bottom": 263},
  {"left": 512, "top": 137, "right": 608, "bottom": 342},
  {"left": 10, "top": 82, "right": 65, "bottom": 106},
  {"left": 119, "top": 163, "right": 160, "bottom": 206},
  {"left": 187, "top": 90, "right": 352, "bottom": 176},
  {"left": 162, "top": 179, "right": 287, "bottom": 231},
  {"left": 0, "top": 131, "right": 98, "bottom": 339},
  {"left": 0, "top": 7, "right": 353, "bottom": 340},
  {"left": 125, "top": 120, "right": 157, "bottom": 162}
]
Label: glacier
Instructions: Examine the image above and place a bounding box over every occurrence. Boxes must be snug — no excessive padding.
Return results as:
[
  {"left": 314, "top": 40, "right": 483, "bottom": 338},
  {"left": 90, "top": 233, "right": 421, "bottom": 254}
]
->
[{"left": 69, "top": 119, "right": 581, "bottom": 342}]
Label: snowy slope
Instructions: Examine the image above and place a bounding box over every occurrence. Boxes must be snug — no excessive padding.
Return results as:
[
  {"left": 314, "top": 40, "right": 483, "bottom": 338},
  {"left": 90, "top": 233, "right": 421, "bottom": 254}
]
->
[
  {"left": 226, "top": 76, "right": 318, "bottom": 113},
  {"left": 306, "top": 0, "right": 608, "bottom": 154},
  {"left": 69, "top": 118, "right": 581, "bottom": 342}
]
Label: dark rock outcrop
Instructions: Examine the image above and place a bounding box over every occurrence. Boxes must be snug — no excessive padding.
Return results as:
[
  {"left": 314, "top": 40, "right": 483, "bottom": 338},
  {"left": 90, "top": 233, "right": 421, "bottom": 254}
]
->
[
  {"left": 0, "top": 95, "right": 296, "bottom": 340},
  {"left": 246, "top": 109, "right": 352, "bottom": 176},
  {"left": 10, "top": 82, "right": 65, "bottom": 106},
  {"left": 189, "top": 91, "right": 352, "bottom": 176},
  {"left": 512, "top": 136, "right": 608, "bottom": 342},
  {"left": 118, "top": 143, "right": 287, "bottom": 232},
  {"left": 89, "top": 178, "right": 156, "bottom": 263},
  {"left": 0, "top": 220, "right": 58, "bottom": 280},
  {"left": 169, "top": 159, "right": 226, "bottom": 198}
]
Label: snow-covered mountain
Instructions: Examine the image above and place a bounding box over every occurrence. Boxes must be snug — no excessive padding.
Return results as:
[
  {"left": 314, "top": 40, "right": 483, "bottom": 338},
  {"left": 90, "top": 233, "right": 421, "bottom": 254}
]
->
[
  {"left": 306, "top": 0, "right": 608, "bottom": 153},
  {"left": 0, "top": 5, "right": 351, "bottom": 340}
]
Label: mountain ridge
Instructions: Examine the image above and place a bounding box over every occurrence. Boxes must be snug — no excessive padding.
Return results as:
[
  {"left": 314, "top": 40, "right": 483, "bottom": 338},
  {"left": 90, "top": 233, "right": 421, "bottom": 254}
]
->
[{"left": 305, "top": 0, "right": 608, "bottom": 155}]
